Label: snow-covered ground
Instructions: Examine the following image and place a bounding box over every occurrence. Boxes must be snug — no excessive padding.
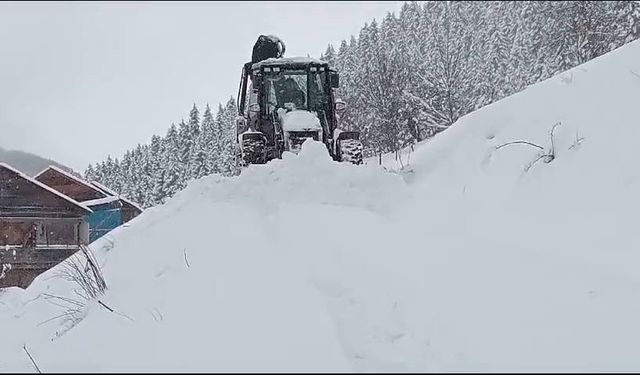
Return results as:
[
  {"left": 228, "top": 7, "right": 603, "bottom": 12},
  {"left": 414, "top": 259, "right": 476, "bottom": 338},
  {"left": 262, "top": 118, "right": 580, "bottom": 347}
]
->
[{"left": 3, "top": 39, "right": 640, "bottom": 372}]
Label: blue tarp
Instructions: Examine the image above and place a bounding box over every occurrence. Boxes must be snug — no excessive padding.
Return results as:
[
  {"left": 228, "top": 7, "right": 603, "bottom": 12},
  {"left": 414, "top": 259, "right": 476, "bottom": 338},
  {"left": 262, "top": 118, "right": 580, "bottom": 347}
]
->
[{"left": 88, "top": 208, "right": 122, "bottom": 243}]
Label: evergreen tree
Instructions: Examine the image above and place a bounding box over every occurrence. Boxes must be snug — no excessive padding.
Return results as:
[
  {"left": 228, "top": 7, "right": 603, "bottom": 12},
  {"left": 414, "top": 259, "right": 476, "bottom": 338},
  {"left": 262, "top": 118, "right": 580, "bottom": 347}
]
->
[
  {"left": 128, "top": 145, "right": 144, "bottom": 204},
  {"left": 162, "top": 123, "right": 186, "bottom": 201},
  {"left": 189, "top": 104, "right": 213, "bottom": 179},
  {"left": 177, "top": 118, "right": 191, "bottom": 182},
  {"left": 150, "top": 135, "right": 167, "bottom": 206},
  {"left": 218, "top": 98, "right": 240, "bottom": 176},
  {"left": 119, "top": 150, "right": 133, "bottom": 198},
  {"left": 84, "top": 164, "right": 96, "bottom": 182},
  {"left": 136, "top": 145, "right": 153, "bottom": 206},
  {"left": 321, "top": 44, "right": 337, "bottom": 66}
]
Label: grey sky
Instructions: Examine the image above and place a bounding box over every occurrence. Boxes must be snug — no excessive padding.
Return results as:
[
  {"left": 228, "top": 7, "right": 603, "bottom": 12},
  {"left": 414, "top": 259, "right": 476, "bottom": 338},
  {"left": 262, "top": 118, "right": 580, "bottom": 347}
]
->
[{"left": 0, "top": 1, "right": 404, "bottom": 172}]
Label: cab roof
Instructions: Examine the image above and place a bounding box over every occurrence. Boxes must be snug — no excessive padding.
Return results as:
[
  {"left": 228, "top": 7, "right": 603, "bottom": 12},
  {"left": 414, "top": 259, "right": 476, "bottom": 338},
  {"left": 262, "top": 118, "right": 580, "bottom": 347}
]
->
[{"left": 252, "top": 56, "right": 328, "bottom": 70}]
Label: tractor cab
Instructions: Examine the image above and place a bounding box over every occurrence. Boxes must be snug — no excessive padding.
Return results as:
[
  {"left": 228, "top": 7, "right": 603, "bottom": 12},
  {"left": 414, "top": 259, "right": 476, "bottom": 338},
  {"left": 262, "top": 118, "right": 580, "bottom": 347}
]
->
[{"left": 239, "top": 58, "right": 341, "bottom": 154}]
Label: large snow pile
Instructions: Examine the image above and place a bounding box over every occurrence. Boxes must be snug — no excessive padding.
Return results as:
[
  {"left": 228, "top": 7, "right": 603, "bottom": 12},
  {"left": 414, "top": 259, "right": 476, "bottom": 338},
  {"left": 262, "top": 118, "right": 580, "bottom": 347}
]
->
[{"left": 3, "top": 39, "right": 640, "bottom": 372}]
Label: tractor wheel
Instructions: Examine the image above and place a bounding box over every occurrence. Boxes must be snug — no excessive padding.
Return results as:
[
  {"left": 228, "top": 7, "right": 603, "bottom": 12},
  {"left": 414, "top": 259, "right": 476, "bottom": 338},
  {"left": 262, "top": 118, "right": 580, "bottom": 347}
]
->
[
  {"left": 338, "top": 139, "right": 364, "bottom": 165},
  {"left": 241, "top": 135, "right": 267, "bottom": 166}
]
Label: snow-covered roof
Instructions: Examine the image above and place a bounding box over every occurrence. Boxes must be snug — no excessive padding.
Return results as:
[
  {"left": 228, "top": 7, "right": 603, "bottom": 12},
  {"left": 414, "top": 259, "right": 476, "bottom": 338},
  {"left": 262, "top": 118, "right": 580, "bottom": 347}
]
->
[
  {"left": 34, "top": 165, "right": 108, "bottom": 198},
  {"left": 0, "top": 162, "right": 92, "bottom": 213},
  {"left": 90, "top": 181, "right": 144, "bottom": 212},
  {"left": 118, "top": 196, "right": 144, "bottom": 212},
  {"left": 90, "top": 180, "right": 119, "bottom": 197},
  {"left": 81, "top": 195, "right": 121, "bottom": 207},
  {"left": 32, "top": 165, "right": 145, "bottom": 212},
  {"left": 252, "top": 56, "right": 327, "bottom": 69}
]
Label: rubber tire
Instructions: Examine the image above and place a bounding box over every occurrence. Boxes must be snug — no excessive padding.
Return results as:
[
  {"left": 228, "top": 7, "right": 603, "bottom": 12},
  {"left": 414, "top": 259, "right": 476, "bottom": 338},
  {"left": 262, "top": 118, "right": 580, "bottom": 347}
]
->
[
  {"left": 241, "top": 136, "right": 266, "bottom": 166},
  {"left": 339, "top": 139, "right": 364, "bottom": 165}
]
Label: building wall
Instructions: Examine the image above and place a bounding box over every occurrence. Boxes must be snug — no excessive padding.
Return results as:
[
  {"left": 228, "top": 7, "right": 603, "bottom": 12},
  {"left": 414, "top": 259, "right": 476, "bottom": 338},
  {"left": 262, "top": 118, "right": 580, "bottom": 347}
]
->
[
  {"left": 0, "top": 268, "right": 43, "bottom": 290},
  {"left": 0, "top": 219, "right": 86, "bottom": 289},
  {"left": 0, "top": 246, "right": 78, "bottom": 289},
  {"left": 0, "top": 219, "right": 85, "bottom": 247},
  {"left": 80, "top": 221, "right": 89, "bottom": 244},
  {"left": 121, "top": 206, "right": 141, "bottom": 223}
]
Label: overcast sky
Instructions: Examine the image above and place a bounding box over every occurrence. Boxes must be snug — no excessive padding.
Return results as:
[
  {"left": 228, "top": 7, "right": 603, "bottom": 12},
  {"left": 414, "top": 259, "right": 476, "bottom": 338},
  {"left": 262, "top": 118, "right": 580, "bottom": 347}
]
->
[{"left": 0, "top": 1, "right": 404, "bottom": 172}]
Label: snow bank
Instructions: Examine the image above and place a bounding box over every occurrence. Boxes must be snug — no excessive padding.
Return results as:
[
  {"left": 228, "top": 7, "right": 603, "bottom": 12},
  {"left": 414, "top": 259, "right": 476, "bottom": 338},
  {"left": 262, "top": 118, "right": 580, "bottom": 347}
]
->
[
  {"left": 380, "top": 38, "right": 640, "bottom": 371},
  {"left": 3, "top": 39, "right": 640, "bottom": 372},
  {"left": 0, "top": 139, "right": 406, "bottom": 372}
]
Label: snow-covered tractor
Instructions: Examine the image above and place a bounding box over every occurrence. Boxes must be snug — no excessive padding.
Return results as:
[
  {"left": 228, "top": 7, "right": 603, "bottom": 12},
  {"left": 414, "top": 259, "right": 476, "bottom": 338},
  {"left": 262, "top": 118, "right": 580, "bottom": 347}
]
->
[{"left": 235, "top": 35, "right": 363, "bottom": 166}]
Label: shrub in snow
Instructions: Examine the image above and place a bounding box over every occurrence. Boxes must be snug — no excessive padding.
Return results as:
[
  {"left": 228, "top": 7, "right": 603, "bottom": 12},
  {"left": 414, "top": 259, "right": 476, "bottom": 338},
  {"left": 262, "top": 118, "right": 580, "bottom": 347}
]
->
[
  {"left": 45, "top": 245, "right": 107, "bottom": 337},
  {"left": 58, "top": 246, "right": 107, "bottom": 300},
  {"left": 495, "top": 122, "right": 562, "bottom": 172}
]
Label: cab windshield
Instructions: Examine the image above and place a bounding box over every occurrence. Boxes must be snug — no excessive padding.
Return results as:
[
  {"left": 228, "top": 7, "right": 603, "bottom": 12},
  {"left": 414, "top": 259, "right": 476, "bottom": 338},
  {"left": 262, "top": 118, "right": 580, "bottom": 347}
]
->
[{"left": 265, "top": 68, "right": 328, "bottom": 115}]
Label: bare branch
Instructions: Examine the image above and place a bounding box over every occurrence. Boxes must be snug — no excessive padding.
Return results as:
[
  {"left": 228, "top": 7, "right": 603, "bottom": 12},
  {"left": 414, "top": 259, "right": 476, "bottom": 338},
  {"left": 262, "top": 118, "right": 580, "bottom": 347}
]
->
[
  {"left": 549, "top": 122, "right": 562, "bottom": 158},
  {"left": 37, "top": 311, "right": 80, "bottom": 327},
  {"left": 568, "top": 131, "right": 585, "bottom": 150},
  {"left": 524, "top": 153, "right": 547, "bottom": 172},
  {"left": 73, "top": 289, "right": 89, "bottom": 302},
  {"left": 42, "top": 294, "right": 84, "bottom": 308},
  {"left": 496, "top": 122, "right": 562, "bottom": 173},
  {"left": 43, "top": 299, "right": 77, "bottom": 311},
  {"left": 151, "top": 307, "right": 164, "bottom": 322},
  {"left": 183, "top": 248, "right": 191, "bottom": 268},
  {"left": 548, "top": 122, "right": 562, "bottom": 160},
  {"left": 23, "top": 345, "right": 41, "bottom": 374},
  {"left": 98, "top": 300, "right": 114, "bottom": 313},
  {"left": 97, "top": 300, "right": 135, "bottom": 322},
  {"left": 39, "top": 246, "right": 108, "bottom": 341},
  {"left": 495, "top": 141, "right": 544, "bottom": 151},
  {"left": 630, "top": 70, "right": 640, "bottom": 80},
  {"left": 79, "top": 245, "right": 107, "bottom": 293}
]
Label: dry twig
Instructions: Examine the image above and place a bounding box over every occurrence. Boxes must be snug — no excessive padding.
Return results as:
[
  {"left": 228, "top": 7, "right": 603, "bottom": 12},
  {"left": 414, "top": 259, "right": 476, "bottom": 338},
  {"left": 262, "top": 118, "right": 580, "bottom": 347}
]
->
[
  {"left": 23, "top": 345, "right": 41, "bottom": 374},
  {"left": 183, "top": 248, "right": 191, "bottom": 268}
]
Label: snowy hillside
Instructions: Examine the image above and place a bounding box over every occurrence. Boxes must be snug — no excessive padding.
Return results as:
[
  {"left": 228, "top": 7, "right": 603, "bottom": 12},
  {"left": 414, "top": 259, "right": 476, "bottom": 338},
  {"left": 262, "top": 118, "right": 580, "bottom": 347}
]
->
[{"left": 3, "top": 39, "right": 640, "bottom": 372}]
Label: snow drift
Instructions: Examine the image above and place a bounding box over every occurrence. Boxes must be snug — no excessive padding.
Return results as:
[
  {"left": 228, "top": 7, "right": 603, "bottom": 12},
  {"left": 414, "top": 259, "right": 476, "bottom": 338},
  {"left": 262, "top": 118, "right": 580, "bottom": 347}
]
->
[{"left": 3, "top": 39, "right": 640, "bottom": 372}]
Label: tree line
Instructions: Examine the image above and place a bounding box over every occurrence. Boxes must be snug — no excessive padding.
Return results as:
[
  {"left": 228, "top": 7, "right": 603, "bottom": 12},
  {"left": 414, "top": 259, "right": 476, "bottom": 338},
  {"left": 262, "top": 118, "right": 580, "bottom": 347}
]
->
[
  {"left": 322, "top": 1, "right": 640, "bottom": 154},
  {"left": 85, "top": 98, "right": 239, "bottom": 208}
]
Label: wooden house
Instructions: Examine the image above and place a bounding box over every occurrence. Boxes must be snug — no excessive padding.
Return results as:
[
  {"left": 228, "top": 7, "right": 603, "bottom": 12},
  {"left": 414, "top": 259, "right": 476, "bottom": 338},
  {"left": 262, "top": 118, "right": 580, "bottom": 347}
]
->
[
  {"left": 34, "top": 166, "right": 143, "bottom": 242},
  {"left": 0, "top": 162, "right": 91, "bottom": 289}
]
